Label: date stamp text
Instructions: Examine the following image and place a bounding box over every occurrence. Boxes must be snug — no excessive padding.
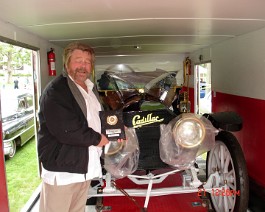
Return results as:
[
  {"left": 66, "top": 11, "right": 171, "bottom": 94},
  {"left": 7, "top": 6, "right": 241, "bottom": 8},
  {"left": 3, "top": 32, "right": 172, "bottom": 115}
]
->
[{"left": 198, "top": 188, "right": 240, "bottom": 197}]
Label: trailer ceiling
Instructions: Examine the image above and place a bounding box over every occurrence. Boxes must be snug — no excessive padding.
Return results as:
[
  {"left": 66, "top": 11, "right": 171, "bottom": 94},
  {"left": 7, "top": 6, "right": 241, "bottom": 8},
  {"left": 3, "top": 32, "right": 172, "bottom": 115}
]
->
[{"left": 1, "top": 0, "right": 265, "bottom": 56}]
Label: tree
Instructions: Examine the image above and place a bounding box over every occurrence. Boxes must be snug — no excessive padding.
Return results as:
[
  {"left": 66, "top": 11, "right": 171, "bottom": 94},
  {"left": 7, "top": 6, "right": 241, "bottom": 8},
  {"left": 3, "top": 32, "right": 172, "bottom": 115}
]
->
[{"left": 0, "top": 42, "right": 32, "bottom": 84}]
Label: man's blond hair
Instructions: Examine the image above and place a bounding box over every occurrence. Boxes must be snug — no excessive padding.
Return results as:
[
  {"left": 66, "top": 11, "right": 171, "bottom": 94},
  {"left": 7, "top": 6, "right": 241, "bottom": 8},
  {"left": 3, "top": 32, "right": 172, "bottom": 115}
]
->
[{"left": 63, "top": 42, "right": 95, "bottom": 69}]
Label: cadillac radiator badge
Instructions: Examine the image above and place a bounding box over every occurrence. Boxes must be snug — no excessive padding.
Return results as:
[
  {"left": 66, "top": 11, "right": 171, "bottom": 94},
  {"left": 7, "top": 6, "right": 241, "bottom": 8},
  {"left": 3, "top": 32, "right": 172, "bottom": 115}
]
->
[{"left": 132, "top": 113, "right": 164, "bottom": 128}]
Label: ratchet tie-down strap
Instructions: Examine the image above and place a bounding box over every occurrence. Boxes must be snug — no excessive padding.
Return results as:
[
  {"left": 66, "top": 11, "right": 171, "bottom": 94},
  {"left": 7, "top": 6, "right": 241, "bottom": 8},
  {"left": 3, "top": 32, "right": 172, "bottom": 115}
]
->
[{"left": 111, "top": 180, "right": 147, "bottom": 212}]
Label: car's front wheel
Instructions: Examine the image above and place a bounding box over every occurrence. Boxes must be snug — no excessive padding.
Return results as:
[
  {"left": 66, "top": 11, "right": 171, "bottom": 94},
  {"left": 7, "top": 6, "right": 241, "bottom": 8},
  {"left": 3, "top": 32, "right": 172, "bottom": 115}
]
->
[
  {"left": 6, "top": 140, "right": 17, "bottom": 159},
  {"left": 206, "top": 131, "right": 249, "bottom": 212}
]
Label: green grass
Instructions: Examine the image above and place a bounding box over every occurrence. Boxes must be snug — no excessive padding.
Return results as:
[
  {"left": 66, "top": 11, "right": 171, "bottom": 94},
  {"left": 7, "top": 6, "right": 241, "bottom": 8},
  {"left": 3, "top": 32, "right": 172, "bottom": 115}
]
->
[{"left": 5, "top": 137, "right": 41, "bottom": 212}]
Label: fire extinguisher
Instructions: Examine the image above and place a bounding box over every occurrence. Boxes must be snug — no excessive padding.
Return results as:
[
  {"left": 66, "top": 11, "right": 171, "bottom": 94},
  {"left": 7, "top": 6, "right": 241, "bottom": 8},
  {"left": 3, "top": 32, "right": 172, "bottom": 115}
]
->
[{"left": 47, "top": 48, "right": 56, "bottom": 76}]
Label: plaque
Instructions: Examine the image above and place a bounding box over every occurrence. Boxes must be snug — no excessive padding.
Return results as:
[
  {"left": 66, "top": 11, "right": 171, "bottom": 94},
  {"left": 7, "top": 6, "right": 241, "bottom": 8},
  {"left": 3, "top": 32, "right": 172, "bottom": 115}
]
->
[{"left": 100, "top": 110, "right": 126, "bottom": 140}]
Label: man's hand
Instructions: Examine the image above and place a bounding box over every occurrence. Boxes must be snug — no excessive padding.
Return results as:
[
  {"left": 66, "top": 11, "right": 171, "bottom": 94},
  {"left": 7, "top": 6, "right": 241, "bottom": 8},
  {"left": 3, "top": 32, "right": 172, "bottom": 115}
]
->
[
  {"left": 97, "top": 134, "right": 109, "bottom": 147},
  {"left": 117, "top": 126, "right": 127, "bottom": 143},
  {"left": 117, "top": 138, "right": 125, "bottom": 143}
]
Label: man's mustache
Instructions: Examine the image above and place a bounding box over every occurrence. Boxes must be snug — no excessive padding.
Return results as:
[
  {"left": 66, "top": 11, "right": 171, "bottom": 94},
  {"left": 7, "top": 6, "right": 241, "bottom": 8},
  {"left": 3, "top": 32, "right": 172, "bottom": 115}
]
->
[{"left": 75, "top": 67, "right": 86, "bottom": 73}]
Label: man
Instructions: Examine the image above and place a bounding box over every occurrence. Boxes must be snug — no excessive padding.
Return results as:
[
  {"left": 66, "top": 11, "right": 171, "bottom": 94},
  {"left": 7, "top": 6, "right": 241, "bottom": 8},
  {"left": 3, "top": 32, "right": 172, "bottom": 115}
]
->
[
  {"left": 37, "top": 42, "right": 110, "bottom": 211},
  {"left": 14, "top": 78, "right": 19, "bottom": 89}
]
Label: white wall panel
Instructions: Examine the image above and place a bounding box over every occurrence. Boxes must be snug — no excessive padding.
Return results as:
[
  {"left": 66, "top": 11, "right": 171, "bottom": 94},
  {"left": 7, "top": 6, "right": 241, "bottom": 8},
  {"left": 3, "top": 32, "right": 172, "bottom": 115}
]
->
[{"left": 191, "top": 27, "right": 265, "bottom": 100}]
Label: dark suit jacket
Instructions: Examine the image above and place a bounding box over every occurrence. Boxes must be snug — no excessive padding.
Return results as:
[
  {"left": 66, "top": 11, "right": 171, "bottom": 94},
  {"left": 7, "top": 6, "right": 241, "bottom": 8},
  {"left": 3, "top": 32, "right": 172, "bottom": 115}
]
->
[{"left": 37, "top": 74, "right": 101, "bottom": 174}]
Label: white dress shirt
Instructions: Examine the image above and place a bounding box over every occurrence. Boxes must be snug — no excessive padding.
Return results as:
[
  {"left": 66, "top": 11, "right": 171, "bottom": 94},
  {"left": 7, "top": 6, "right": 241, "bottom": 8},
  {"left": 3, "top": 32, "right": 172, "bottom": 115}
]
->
[{"left": 41, "top": 77, "right": 102, "bottom": 185}]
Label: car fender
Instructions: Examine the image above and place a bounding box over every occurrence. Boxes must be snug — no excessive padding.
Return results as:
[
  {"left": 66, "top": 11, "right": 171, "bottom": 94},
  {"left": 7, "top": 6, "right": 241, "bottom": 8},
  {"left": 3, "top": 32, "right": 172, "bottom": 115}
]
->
[{"left": 203, "top": 111, "right": 242, "bottom": 132}]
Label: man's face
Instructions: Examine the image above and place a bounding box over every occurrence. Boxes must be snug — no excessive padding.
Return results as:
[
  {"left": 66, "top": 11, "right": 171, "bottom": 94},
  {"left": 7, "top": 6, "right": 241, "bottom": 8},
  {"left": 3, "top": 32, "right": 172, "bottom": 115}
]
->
[{"left": 66, "top": 49, "right": 93, "bottom": 85}]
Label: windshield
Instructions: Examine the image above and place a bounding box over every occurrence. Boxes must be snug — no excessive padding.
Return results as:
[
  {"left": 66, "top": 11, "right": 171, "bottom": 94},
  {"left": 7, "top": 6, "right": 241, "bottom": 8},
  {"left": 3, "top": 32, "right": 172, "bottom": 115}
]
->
[
  {"left": 97, "top": 64, "right": 178, "bottom": 91},
  {"left": 97, "top": 64, "right": 179, "bottom": 108}
]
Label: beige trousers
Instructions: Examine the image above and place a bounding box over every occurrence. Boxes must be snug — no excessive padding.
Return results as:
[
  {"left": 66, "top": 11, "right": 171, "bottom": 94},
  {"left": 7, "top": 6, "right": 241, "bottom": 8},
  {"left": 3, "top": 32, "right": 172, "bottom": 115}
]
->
[{"left": 39, "top": 180, "right": 91, "bottom": 212}]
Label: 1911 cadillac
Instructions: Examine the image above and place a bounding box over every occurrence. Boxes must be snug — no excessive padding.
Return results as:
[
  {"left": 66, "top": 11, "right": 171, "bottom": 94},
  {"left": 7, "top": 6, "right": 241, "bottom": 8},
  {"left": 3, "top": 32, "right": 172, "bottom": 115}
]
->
[{"left": 89, "top": 64, "right": 249, "bottom": 212}]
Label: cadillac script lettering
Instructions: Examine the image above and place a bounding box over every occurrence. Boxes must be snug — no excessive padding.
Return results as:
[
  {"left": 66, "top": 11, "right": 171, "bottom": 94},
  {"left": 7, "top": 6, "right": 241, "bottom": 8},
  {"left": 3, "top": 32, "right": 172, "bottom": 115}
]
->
[{"left": 132, "top": 113, "right": 164, "bottom": 128}]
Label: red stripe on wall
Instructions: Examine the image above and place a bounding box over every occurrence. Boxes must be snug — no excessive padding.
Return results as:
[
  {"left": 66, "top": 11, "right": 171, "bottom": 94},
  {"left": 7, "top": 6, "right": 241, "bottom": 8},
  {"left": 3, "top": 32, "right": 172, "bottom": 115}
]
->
[{"left": 212, "top": 92, "right": 265, "bottom": 188}]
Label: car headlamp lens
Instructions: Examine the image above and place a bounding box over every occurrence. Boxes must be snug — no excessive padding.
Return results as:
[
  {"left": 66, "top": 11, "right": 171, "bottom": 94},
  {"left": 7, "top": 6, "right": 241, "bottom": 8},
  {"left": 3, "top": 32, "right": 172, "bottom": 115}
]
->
[{"left": 173, "top": 116, "right": 205, "bottom": 148}]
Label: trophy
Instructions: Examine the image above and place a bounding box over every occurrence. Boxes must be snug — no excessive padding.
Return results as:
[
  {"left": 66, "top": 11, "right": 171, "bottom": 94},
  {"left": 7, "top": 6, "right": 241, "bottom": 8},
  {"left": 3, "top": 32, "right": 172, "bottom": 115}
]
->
[{"left": 100, "top": 110, "right": 126, "bottom": 140}]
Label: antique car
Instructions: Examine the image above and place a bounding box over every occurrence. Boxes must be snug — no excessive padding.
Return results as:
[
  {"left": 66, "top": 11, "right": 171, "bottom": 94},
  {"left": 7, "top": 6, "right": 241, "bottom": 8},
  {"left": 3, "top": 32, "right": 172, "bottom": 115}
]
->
[
  {"left": 1, "top": 92, "right": 35, "bottom": 159},
  {"left": 89, "top": 64, "right": 249, "bottom": 212}
]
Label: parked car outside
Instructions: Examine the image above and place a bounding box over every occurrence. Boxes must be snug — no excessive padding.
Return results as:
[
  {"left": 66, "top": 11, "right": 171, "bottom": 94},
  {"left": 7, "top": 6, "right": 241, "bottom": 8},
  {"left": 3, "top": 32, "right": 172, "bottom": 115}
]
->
[
  {"left": 1, "top": 91, "right": 35, "bottom": 159},
  {"left": 200, "top": 81, "right": 206, "bottom": 98}
]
